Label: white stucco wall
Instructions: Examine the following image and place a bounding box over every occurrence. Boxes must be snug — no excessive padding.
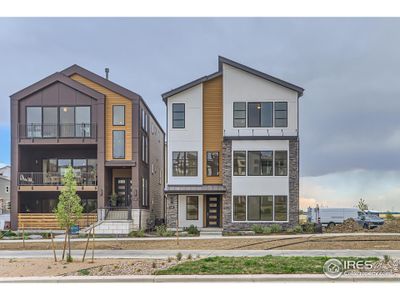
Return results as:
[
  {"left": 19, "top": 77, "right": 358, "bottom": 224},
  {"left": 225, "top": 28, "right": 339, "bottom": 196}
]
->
[
  {"left": 178, "top": 194, "right": 204, "bottom": 228},
  {"left": 167, "top": 84, "right": 203, "bottom": 185},
  {"left": 231, "top": 140, "right": 289, "bottom": 196},
  {"left": 222, "top": 63, "right": 299, "bottom": 137}
]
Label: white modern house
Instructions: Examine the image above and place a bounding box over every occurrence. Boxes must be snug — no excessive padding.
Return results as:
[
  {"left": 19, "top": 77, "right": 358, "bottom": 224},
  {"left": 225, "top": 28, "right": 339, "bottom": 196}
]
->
[{"left": 162, "top": 56, "right": 304, "bottom": 232}]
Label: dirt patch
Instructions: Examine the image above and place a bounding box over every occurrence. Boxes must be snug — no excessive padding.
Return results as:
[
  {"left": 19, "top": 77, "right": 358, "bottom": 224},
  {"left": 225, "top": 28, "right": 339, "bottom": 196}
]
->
[
  {"left": 372, "top": 220, "right": 400, "bottom": 233},
  {"left": 325, "top": 219, "right": 364, "bottom": 233}
]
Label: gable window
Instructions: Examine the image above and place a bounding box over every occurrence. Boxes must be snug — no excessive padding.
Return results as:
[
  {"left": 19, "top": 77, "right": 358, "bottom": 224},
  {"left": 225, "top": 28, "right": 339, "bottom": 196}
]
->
[
  {"left": 26, "top": 107, "right": 42, "bottom": 138},
  {"left": 233, "top": 102, "right": 246, "bottom": 127},
  {"left": 59, "top": 107, "right": 75, "bottom": 137},
  {"left": 172, "top": 151, "right": 197, "bottom": 176},
  {"left": 186, "top": 196, "right": 199, "bottom": 220},
  {"left": 247, "top": 102, "right": 273, "bottom": 127},
  {"left": 75, "top": 106, "right": 91, "bottom": 137},
  {"left": 113, "top": 130, "right": 125, "bottom": 159},
  {"left": 248, "top": 151, "right": 273, "bottom": 176},
  {"left": 206, "top": 152, "right": 219, "bottom": 176},
  {"left": 113, "top": 105, "right": 125, "bottom": 126},
  {"left": 275, "top": 151, "right": 288, "bottom": 176},
  {"left": 274, "top": 102, "right": 288, "bottom": 127},
  {"left": 172, "top": 103, "right": 185, "bottom": 128},
  {"left": 233, "top": 151, "right": 246, "bottom": 176}
]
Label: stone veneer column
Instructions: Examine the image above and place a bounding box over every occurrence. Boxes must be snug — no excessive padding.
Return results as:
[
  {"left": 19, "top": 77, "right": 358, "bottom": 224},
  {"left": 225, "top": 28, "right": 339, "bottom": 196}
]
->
[
  {"left": 166, "top": 194, "right": 178, "bottom": 228},
  {"left": 288, "top": 138, "right": 300, "bottom": 227},
  {"left": 222, "top": 140, "right": 233, "bottom": 230}
]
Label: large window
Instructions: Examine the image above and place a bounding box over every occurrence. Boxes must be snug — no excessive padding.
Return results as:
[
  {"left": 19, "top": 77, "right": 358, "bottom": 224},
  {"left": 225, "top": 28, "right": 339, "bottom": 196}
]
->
[
  {"left": 274, "top": 102, "right": 288, "bottom": 127},
  {"left": 113, "top": 130, "right": 125, "bottom": 159},
  {"left": 248, "top": 151, "right": 273, "bottom": 176},
  {"left": 233, "top": 196, "right": 246, "bottom": 221},
  {"left": 233, "top": 195, "right": 288, "bottom": 222},
  {"left": 274, "top": 196, "right": 288, "bottom": 221},
  {"left": 247, "top": 102, "right": 273, "bottom": 127},
  {"left": 206, "top": 152, "right": 219, "bottom": 177},
  {"left": 233, "top": 151, "right": 246, "bottom": 176},
  {"left": 59, "top": 107, "right": 75, "bottom": 137},
  {"left": 172, "top": 151, "right": 197, "bottom": 176},
  {"left": 172, "top": 103, "right": 185, "bottom": 128},
  {"left": 113, "top": 105, "right": 125, "bottom": 126},
  {"left": 233, "top": 102, "right": 246, "bottom": 127},
  {"left": 275, "top": 151, "right": 288, "bottom": 176},
  {"left": 43, "top": 107, "right": 58, "bottom": 137},
  {"left": 26, "top": 107, "right": 42, "bottom": 138},
  {"left": 186, "top": 196, "right": 199, "bottom": 220},
  {"left": 75, "top": 106, "right": 91, "bottom": 137},
  {"left": 141, "top": 177, "right": 149, "bottom": 207}
]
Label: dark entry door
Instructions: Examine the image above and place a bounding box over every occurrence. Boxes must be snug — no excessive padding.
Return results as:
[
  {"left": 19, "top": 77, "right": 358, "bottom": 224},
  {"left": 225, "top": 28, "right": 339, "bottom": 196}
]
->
[
  {"left": 206, "top": 195, "right": 221, "bottom": 227},
  {"left": 114, "top": 177, "right": 132, "bottom": 207}
]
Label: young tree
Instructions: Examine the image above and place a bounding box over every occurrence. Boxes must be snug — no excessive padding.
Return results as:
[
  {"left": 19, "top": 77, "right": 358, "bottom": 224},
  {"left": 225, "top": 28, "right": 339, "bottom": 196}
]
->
[
  {"left": 357, "top": 198, "right": 368, "bottom": 211},
  {"left": 54, "top": 166, "right": 83, "bottom": 262}
]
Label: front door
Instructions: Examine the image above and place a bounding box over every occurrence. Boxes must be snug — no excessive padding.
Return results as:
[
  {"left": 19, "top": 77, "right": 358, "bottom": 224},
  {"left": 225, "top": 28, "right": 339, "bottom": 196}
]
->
[
  {"left": 114, "top": 177, "right": 132, "bottom": 207},
  {"left": 206, "top": 195, "right": 221, "bottom": 227}
]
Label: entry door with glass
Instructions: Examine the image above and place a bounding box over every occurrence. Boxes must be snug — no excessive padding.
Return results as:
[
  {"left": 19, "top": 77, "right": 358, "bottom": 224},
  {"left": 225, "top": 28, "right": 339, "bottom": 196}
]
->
[
  {"left": 206, "top": 195, "right": 221, "bottom": 227},
  {"left": 114, "top": 177, "right": 132, "bottom": 207}
]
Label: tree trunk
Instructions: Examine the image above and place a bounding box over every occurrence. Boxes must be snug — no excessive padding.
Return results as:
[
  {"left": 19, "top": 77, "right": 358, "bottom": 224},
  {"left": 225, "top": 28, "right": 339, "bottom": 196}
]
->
[{"left": 68, "top": 228, "right": 71, "bottom": 261}]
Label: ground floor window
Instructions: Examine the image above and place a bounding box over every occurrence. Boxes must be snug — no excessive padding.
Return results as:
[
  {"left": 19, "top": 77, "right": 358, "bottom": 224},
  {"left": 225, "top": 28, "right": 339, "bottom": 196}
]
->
[
  {"left": 186, "top": 196, "right": 199, "bottom": 220},
  {"left": 233, "top": 195, "right": 288, "bottom": 222}
]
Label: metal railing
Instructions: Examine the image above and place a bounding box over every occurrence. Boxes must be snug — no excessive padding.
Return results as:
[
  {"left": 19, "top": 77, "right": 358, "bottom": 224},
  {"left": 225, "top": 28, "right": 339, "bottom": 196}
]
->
[
  {"left": 104, "top": 195, "right": 132, "bottom": 220},
  {"left": 19, "top": 123, "right": 97, "bottom": 139},
  {"left": 18, "top": 171, "right": 97, "bottom": 186}
]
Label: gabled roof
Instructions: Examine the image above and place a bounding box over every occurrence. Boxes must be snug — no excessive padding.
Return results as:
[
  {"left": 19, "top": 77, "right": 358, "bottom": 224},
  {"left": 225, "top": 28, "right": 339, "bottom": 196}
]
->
[
  {"left": 162, "top": 56, "right": 304, "bottom": 102},
  {"left": 10, "top": 72, "right": 105, "bottom": 101}
]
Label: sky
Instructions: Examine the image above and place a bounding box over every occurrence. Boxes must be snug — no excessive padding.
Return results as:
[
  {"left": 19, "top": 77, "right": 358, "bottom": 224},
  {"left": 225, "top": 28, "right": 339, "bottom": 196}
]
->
[{"left": 1, "top": 17, "right": 400, "bottom": 211}]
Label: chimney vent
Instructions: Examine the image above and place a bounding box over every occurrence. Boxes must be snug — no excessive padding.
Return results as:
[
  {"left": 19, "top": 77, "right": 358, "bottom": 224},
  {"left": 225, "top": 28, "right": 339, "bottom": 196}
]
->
[{"left": 105, "top": 68, "right": 110, "bottom": 80}]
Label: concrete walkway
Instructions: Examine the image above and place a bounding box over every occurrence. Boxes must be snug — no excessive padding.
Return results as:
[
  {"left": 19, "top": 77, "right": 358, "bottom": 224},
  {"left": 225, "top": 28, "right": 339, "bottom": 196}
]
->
[
  {"left": 1, "top": 232, "right": 400, "bottom": 243},
  {"left": 1, "top": 273, "right": 399, "bottom": 283},
  {"left": 1, "top": 249, "right": 400, "bottom": 259}
]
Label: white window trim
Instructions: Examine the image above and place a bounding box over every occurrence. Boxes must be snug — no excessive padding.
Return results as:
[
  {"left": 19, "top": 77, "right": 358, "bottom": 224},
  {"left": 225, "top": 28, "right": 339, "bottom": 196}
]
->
[{"left": 231, "top": 195, "right": 289, "bottom": 223}]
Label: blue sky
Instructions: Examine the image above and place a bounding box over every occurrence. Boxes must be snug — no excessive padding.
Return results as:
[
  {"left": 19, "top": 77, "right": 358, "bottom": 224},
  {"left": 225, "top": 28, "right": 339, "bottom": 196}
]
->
[{"left": 1, "top": 18, "right": 400, "bottom": 210}]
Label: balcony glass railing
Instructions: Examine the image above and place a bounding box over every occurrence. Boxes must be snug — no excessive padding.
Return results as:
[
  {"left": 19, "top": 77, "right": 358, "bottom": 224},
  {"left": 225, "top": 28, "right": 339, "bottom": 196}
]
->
[
  {"left": 19, "top": 123, "right": 96, "bottom": 139},
  {"left": 18, "top": 172, "right": 97, "bottom": 186}
]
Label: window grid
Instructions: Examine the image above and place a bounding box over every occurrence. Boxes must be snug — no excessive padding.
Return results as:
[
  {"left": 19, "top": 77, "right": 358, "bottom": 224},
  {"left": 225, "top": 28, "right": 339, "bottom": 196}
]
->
[{"left": 172, "top": 103, "right": 185, "bottom": 128}]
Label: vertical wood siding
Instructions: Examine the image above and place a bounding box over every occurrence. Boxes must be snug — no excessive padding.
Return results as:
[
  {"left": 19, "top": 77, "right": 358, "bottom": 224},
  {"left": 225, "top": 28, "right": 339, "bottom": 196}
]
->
[
  {"left": 203, "top": 76, "right": 223, "bottom": 184},
  {"left": 71, "top": 74, "right": 132, "bottom": 161}
]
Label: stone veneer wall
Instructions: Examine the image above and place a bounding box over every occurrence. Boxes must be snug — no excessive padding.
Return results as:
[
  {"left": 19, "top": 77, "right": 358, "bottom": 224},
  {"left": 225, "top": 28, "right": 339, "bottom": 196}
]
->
[
  {"left": 222, "top": 139, "right": 299, "bottom": 231},
  {"left": 166, "top": 194, "right": 178, "bottom": 229}
]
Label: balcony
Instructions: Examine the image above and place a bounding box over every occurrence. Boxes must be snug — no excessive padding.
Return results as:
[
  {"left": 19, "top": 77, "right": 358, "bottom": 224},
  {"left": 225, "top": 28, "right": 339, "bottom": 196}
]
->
[
  {"left": 18, "top": 123, "right": 97, "bottom": 141},
  {"left": 17, "top": 171, "right": 97, "bottom": 192}
]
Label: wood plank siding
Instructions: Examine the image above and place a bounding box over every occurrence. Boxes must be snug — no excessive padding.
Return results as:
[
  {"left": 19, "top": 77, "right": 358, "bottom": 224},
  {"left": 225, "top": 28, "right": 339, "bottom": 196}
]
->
[
  {"left": 70, "top": 74, "right": 132, "bottom": 161},
  {"left": 18, "top": 213, "right": 97, "bottom": 230},
  {"left": 202, "top": 76, "right": 223, "bottom": 184}
]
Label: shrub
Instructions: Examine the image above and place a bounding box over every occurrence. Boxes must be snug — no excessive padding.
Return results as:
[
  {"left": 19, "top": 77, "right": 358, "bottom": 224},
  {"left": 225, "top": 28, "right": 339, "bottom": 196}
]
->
[
  {"left": 0, "top": 232, "right": 3, "bottom": 240},
  {"left": 176, "top": 252, "right": 182, "bottom": 261},
  {"left": 128, "top": 230, "right": 145, "bottom": 237},
  {"left": 270, "top": 224, "right": 282, "bottom": 233},
  {"left": 184, "top": 225, "right": 199, "bottom": 235},
  {"left": 78, "top": 269, "right": 90, "bottom": 276},
  {"left": 293, "top": 225, "right": 303, "bottom": 233},
  {"left": 2, "top": 230, "right": 16, "bottom": 237},
  {"left": 385, "top": 212, "right": 395, "bottom": 220},
  {"left": 302, "top": 222, "right": 316, "bottom": 233},
  {"left": 155, "top": 225, "right": 174, "bottom": 237},
  {"left": 286, "top": 228, "right": 294, "bottom": 233},
  {"left": 187, "top": 254, "right": 192, "bottom": 260},
  {"left": 384, "top": 255, "right": 391, "bottom": 263},
  {"left": 152, "top": 261, "right": 157, "bottom": 268},
  {"left": 251, "top": 224, "right": 264, "bottom": 234},
  {"left": 262, "top": 227, "right": 272, "bottom": 234}
]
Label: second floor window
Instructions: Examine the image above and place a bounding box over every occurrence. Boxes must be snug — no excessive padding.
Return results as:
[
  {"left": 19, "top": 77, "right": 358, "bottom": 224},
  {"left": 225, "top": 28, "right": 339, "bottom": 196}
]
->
[
  {"left": 172, "top": 151, "right": 197, "bottom": 176},
  {"left": 274, "top": 102, "right": 288, "bottom": 127},
  {"left": 206, "top": 152, "right": 219, "bottom": 176},
  {"left": 233, "top": 102, "right": 246, "bottom": 127},
  {"left": 172, "top": 103, "right": 185, "bottom": 128},
  {"left": 248, "top": 102, "right": 273, "bottom": 127},
  {"left": 142, "top": 134, "right": 148, "bottom": 164},
  {"left": 248, "top": 151, "right": 273, "bottom": 176},
  {"left": 113, "top": 130, "right": 125, "bottom": 159},
  {"left": 113, "top": 105, "right": 125, "bottom": 126}
]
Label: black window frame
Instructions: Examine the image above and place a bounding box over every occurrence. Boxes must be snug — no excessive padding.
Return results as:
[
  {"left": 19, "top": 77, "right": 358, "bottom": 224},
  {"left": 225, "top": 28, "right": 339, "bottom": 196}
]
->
[
  {"left": 233, "top": 151, "right": 246, "bottom": 176},
  {"left": 112, "top": 105, "right": 125, "bottom": 126},
  {"left": 274, "top": 151, "right": 288, "bottom": 176},
  {"left": 247, "top": 102, "right": 274, "bottom": 128},
  {"left": 172, "top": 103, "right": 185, "bottom": 129},
  {"left": 233, "top": 195, "right": 246, "bottom": 221},
  {"left": 233, "top": 102, "right": 246, "bottom": 128},
  {"left": 141, "top": 134, "right": 149, "bottom": 164},
  {"left": 172, "top": 151, "right": 198, "bottom": 176},
  {"left": 112, "top": 130, "right": 126, "bottom": 159},
  {"left": 206, "top": 151, "right": 219, "bottom": 177},
  {"left": 186, "top": 196, "right": 199, "bottom": 220},
  {"left": 274, "top": 101, "right": 288, "bottom": 128}
]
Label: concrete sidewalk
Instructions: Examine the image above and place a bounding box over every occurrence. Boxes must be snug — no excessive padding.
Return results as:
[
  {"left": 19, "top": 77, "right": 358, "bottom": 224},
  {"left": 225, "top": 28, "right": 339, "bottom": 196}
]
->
[
  {"left": 1, "top": 232, "right": 400, "bottom": 243},
  {"left": 1, "top": 249, "right": 400, "bottom": 259},
  {"left": 1, "top": 273, "right": 399, "bottom": 283}
]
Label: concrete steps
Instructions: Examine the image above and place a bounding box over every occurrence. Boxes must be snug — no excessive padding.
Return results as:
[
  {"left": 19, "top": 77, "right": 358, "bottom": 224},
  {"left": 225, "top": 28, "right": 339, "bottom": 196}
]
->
[{"left": 199, "top": 228, "right": 223, "bottom": 237}]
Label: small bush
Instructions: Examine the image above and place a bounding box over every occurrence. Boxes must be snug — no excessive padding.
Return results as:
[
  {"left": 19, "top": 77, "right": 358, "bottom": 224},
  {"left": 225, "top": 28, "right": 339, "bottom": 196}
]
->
[
  {"left": 293, "top": 225, "right": 303, "bottom": 233},
  {"left": 184, "top": 225, "right": 199, "bottom": 235},
  {"left": 176, "top": 252, "right": 182, "bottom": 261},
  {"left": 270, "top": 224, "right": 282, "bottom": 233},
  {"left": 78, "top": 269, "right": 90, "bottom": 276},
  {"left": 187, "top": 254, "right": 192, "bottom": 260},
  {"left": 251, "top": 224, "right": 264, "bottom": 234},
  {"left": 0, "top": 232, "right": 3, "bottom": 240},
  {"left": 167, "top": 257, "right": 172, "bottom": 263},
  {"left": 262, "top": 227, "right": 272, "bottom": 234},
  {"left": 2, "top": 230, "right": 16, "bottom": 237},
  {"left": 302, "top": 222, "right": 316, "bottom": 233},
  {"left": 152, "top": 261, "right": 157, "bottom": 268},
  {"left": 155, "top": 224, "right": 174, "bottom": 237},
  {"left": 67, "top": 255, "right": 73, "bottom": 263},
  {"left": 128, "top": 230, "right": 145, "bottom": 237},
  {"left": 384, "top": 255, "right": 391, "bottom": 263},
  {"left": 385, "top": 213, "right": 395, "bottom": 220},
  {"left": 286, "top": 228, "right": 294, "bottom": 233}
]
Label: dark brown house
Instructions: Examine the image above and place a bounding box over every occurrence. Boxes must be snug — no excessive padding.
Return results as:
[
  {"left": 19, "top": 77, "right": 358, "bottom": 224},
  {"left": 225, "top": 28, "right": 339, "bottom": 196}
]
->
[{"left": 10, "top": 65, "right": 165, "bottom": 233}]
